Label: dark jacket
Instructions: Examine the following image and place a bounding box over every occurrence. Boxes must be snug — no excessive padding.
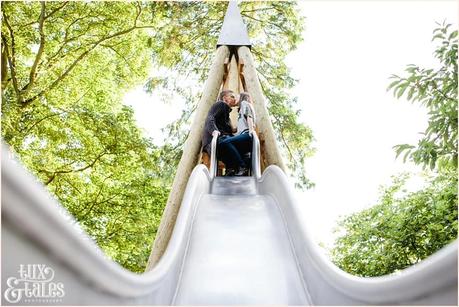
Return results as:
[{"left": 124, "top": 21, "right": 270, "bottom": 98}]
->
[{"left": 202, "top": 101, "right": 233, "bottom": 153}]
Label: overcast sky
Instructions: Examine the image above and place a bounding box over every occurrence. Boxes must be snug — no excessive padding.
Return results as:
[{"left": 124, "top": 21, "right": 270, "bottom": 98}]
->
[{"left": 124, "top": 0, "right": 458, "bottom": 252}]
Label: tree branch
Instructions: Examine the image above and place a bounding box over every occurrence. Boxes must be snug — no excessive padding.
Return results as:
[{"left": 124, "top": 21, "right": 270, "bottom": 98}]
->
[
  {"left": 22, "top": 19, "right": 158, "bottom": 107},
  {"left": 23, "top": 111, "right": 64, "bottom": 135},
  {"left": 241, "top": 7, "right": 275, "bottom": 14},
  {"left": 272, "top": 113, "right": 295, "bottom": 161},
  {"left": 43, "top": 13, "right": 94, "bottom": 70},
  {"left": 241, "top": 13, "right": 288, "bottom": 33},
  {"left": 432, "top": 85, "right": 456, "bottom": 102},
  {"left": 1, "top": 12, "right": 21, "bottom": 102},
  {"left": 1, "top": 41, "right": 10, "bottom": 89},
  {"left": 44, "top": 1, "right": 69, "bottom": 20},
  {"left": 134, "top": 2, "right": 142, "bottom": 26},
  {"left": 23, "top": 88, "right": 89, "bottom": 134},
  {"left": 22, "top": 2, "right": 46, "bottom": 96},
  {"left": 19, "top": 1, "right": 69, "bottom": 27},
  {"left": 102, "top": 44, "right": 141, "bottom": 77},
  {"left": 22, "top": 26, "right": 137, "bottom": 107},
  {"left": 39, "top": 150, "right": 108, "bottom": 185},
  {"left": 81, "top": 193, "right": 120, "bottom": 220}
]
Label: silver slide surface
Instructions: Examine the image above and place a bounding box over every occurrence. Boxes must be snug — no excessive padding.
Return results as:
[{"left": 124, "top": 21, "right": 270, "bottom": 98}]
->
[
  {"left": 173, "top": 177, "right": 308, "bottom": 305},
  {"left": 2, "top": 144, "right": 457, "bottom": 305}
]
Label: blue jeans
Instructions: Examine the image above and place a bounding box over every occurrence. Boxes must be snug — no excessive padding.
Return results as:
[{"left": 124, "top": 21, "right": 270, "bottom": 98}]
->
[{"left": 217, "top": 133, "right": 252, "bottom": 170}]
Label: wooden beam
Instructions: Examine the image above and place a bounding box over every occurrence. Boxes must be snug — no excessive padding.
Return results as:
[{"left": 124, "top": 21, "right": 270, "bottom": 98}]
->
[
  {"left": 238, "top": 58, "right": 246, "bottom": 93},
  {"left": 237, "top": 46, "right": 287, "bottom": 172},
  {"left": 227, "top": 55, "right": 239, "bottom": 130},
  {"left": 222, "top": 57, "right": 230, "bottom": 88},
  {"left": 145, "top": 45, "right": 230, "bottom": 271}
]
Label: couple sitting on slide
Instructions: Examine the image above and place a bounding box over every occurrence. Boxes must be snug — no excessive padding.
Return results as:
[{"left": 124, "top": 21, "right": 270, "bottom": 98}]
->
[{"left": 202, "top": 90, "right": 256, "bottom": 176}]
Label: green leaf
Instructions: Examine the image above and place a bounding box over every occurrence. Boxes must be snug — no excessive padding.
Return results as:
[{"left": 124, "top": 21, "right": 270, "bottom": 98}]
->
[
  {"left": 396, "top": 83, "right": 408, "bottom": 98},
  {"left": 387, "top": 79, "right": 401, "bottom": 91},
  {"left": 448, "top": 30, "right": 458, "bottom": 40},
  {"left": 432, "top": 33, "right": 445, "bottom": 41}
]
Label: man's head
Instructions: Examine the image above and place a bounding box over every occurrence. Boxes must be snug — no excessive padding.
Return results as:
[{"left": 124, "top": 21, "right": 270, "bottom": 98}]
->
[{"left": 219, "top": 90, "right": 238, "bottom": 107}]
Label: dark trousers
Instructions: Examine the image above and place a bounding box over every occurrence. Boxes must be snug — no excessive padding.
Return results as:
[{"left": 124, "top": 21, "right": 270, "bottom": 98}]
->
[{"left": 217, "top": 133, "right": 252, "bottom": 170}]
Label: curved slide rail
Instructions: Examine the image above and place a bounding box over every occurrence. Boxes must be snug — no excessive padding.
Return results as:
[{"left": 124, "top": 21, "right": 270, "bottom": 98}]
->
[
  {"left": 2, "top": 144, "right": 212, "bottom": 305},
  {"left": 258, "top": 166, "right": 458, "bottom": 305},
  {"left": 2, "top": 144, "right": 457, "bottom": 305}
]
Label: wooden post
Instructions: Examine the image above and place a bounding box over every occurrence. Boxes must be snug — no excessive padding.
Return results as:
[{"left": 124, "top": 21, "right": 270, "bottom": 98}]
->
[
  {"left": 222, "top": 57, "right": 230, "bottom": 88},
  {"left": 226, "top": 55, "right": 240, "bottom": 129},
  {"left": 238, "top": 59, "right": 246, "bottom": 93},
  {"left": 145, "top": 45, "right": 230, "bottom": 270},
  {"left": 237, "top": 46, "right": 287, "bottom": 172}
]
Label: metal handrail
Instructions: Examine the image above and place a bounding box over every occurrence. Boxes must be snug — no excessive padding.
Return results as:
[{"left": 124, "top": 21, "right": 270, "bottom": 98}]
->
[
  {"left": 209, "top": 133, "right": 219, "bottom": 180},
  {"left": 251, "top": 132, "right": 261, "bottom": 179},
  {"left": 210, "top": 132, "right": 261, "bottom": 179}
]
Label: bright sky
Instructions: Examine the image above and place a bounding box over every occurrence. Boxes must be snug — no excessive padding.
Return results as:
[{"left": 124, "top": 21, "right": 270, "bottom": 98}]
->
[
  {"left": 289, "top": 0, "right": 457, "bottom": 249},
  {"left": 124, "top": 1, "right": 457, "bottom": 252}
]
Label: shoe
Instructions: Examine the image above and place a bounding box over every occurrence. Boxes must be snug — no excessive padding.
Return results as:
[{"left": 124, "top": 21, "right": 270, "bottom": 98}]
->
[
  {"left": 235, "top": 167, "right": 249, "bottom": 176},
  {"left": 225, "top": 168, "right": 236, "bottom": 176}
]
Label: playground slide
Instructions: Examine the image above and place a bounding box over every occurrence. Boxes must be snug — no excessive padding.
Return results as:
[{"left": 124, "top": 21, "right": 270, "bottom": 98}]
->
[{"left": 2, "top": 143, "right": 457, "bottom": 305}]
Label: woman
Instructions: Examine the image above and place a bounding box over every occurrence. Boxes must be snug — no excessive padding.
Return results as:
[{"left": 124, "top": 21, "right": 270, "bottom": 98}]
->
[
  {"left": 236, "top": 92, "right": 256, "bottom": 136},
  {"left": 233, "top": 92, "right": 256, "bottom": 175}
]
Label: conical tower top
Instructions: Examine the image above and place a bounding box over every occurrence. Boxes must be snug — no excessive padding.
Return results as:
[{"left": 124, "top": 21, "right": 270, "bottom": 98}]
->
[{"left": 217, "top": 1, "right": 252, "bottom": 48}]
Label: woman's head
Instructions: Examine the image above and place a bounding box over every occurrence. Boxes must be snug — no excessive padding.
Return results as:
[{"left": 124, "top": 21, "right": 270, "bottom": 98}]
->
[{"left": 238, "top": 92, "right": 252, "bottom": 104}]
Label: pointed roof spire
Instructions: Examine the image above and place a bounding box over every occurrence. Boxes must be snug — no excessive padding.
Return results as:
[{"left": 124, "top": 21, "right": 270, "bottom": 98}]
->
[{"left": 217, "top": 1, "right": 252, "bottom": 49}]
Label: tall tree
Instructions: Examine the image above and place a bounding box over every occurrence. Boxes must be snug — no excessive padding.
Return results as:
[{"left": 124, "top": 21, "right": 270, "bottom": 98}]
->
[
  {"left": 1, "top": 1, "right": 312, "bottom": 272},
  {"left": 330, "top": 23, "right": 458, "bottom": 277},
  {"left": 1, "top": 1, "right": 168, "bottom": 272}
]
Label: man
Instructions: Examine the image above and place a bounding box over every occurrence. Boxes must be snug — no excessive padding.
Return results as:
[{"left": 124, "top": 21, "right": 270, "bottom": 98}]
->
[{"left": 202, "top": 90, "right": 249, "bottom": 176}]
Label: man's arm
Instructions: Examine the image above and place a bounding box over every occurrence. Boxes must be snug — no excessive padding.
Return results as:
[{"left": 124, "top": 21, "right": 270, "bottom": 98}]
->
[{"left": 205, "top": 103, "right": 219, "bottom": 133}]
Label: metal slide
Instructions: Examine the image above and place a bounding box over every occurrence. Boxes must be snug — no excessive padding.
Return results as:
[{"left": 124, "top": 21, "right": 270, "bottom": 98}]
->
[{"left": 2, "top": 138, "right": 457, "bottom": 305}]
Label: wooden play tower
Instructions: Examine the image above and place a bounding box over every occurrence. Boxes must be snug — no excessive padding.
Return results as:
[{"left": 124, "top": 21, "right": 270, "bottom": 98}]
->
[{"left": 146, "top": 1, "right": 287, "bottom": 270}]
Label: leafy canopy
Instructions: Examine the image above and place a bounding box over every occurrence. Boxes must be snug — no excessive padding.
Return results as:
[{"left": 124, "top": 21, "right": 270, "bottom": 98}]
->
[
  {"left": 332, "top": 171, "right": 457, "bottom": 277},
  {"left": 2, "top": 1, "right": 171, "bottom": 272},
  {"left": 1, "top": 1, "right": 312, "bottom": 272}
]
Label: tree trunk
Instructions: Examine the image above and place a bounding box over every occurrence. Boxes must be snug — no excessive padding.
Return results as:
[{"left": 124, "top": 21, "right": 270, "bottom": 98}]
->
[
  {"left": 224, "top": 54, "right": 240, "bottom": 130},
  {"left": 1, "top": 43, "right": 9, "bottom": 91}
]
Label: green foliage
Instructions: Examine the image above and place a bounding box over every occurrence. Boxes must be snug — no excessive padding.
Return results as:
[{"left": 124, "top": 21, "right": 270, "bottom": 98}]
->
[
  {"left": 388, "top": 22, "right": 458, "bottom": 170},
  {"left": 331, "top": 170, "right": 457, "bottom": 277},
  {"left": 267, "top": 92, "right": 315, "bottom": 189},
  {"left": 331, "top": 22, "right": 458, "bottom": 277},
  {"left": 2, "top": 1, "right": 313, "bottom": 271},
  {"left": 1, "top": 2, "right": 152, "bottom": 109},
  {"left": 242, "top": 2, "right": 315, "bottom": 189},
  {"left": 1, "top": 1, "right": 170, "bottom": 272}
]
